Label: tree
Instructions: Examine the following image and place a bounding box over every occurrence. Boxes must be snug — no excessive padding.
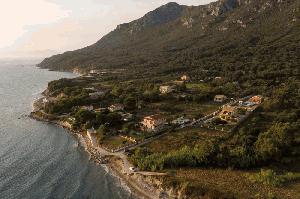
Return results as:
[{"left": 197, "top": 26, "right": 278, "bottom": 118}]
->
[
  {"left": 83, "top": 121, "right": 92, "bottom": 130},
  {"left": 124, "top": 96, "right": 136, "bottom": 110},
  {"left": 111, "top": 85, "right": 123, "bottom": 96},
  {"left": 143, "top": 89, "right": 159, "bottom": 102},
  {"left": 254, "top": 123, "right": 292, "bottom": 161},
  {"left": 96, "top": 124, "right": 109, "bottom": 143},
  {"left": 106, "top": 112, "right": 122, "bottom": 126},
  {"left": 237, "top": 108, "right": 247, "bottom": 115},
  {"left": 96, "top": 112, "right": 106, "bottom": 125},
  {"left": 75, "top": 109, "right": 96, "bottom": 124}
]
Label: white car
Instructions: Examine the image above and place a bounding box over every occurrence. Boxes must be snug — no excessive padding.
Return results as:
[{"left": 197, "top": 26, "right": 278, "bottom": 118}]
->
[{"left": 129, "top": 167, "right": 137, "bottom": 172}]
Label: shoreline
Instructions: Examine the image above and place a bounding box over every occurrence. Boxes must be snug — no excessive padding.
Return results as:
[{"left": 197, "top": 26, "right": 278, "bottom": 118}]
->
[{"left": 30, "top": 97, "right": 160, "bottom": 199}]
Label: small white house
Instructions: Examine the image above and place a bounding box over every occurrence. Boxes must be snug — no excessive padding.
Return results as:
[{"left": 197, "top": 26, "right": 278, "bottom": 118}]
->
[
  {"left": 159, "top": 85, "right": 175, "bottom": 94},
  {"left": 171, "top": 117, "right": 191, "bottom": 125},
  {"left": 214, "top": 95, "right": 227, "bottom": 103}
]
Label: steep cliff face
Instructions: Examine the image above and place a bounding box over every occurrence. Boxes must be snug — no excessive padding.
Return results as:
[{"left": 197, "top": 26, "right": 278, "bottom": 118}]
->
[{"left": 38, "top": 0, "right": 300, "bottom": 75}]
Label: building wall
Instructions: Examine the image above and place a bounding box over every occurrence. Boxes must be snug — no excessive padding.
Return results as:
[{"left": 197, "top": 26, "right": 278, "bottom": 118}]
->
[{"left": 142, "top": 118, "right": 165, "bottom": 132}]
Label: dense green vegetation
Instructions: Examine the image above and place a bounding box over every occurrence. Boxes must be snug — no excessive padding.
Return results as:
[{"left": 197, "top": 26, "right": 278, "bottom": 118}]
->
[
  {"left": 130, "top": 81, "right": 300, "bottom": 170},
  {"left": 247, "top": 169, "right": 300, "bottom": 187},
  {"left": 43, "top": 59, "right": 300, "bottom": 174}
]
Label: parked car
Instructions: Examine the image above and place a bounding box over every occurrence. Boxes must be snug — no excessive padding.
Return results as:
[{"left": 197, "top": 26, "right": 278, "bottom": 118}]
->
[{"left": 129, "top": 167, "right": 137, "bottom": 172}]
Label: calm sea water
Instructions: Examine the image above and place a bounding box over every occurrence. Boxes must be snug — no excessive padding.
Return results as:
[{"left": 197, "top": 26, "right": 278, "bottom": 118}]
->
[{"left": 0, "top": 63, "right": 133, "bottom": 199}]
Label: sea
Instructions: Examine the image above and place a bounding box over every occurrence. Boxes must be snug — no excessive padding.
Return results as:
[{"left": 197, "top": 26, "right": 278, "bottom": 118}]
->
[{"left": 0, "top": 61, "right": 134, "bottom": 199}]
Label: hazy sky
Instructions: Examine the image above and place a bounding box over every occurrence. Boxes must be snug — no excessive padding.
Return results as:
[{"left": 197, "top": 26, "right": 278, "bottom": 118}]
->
[{"left": 0, "top": 0, "right": 214, "bottom": 59}]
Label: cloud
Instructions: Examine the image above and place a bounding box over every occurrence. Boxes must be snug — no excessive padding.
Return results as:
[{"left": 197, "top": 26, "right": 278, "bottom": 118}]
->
[
  {"left": 0, "top": 0, "right": 214, "bottom": 58},
  {"left": 0, "top": 0, "right": 70, "bottom": 48}
]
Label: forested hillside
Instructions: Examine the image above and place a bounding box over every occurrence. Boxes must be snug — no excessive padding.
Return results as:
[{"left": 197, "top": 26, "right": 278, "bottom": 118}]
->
[{"left": 38, "top": 0, "right": 300, "bottom": 83}]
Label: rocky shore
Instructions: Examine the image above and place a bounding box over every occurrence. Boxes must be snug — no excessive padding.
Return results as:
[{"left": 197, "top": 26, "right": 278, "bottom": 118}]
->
[{"left": 30, "top": 97, "right": 163, "bottom": 199}]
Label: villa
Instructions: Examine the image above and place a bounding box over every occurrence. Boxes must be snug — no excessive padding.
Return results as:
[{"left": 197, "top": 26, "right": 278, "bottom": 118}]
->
[
  {"left": 219, "top": 105, "right": 238, "bottom": 123},
  {"left": 248, "top": 95, "right": 264, "bottom": 105},
  {"left": 214, "top": 95, "right": 227, "bottom": 103},
  {"left": 159, "top": 85, "right": 175, "bottom": 94},
  {"left": 141, "top": 114, "right": 166, "bottom": 132}
]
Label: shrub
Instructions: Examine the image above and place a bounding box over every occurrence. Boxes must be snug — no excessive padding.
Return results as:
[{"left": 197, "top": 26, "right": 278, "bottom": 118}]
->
[
  {"left": 254, "top": 123, "right": 293, "bottom": 161},
  {"left": 247, "top": 169, "right": 290, "bottom": 187}
]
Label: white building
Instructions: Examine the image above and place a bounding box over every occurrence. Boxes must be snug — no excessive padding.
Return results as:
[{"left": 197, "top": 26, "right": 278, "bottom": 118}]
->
[
  {"left": 171, "top": 117, "right": 191, "bottom": 125},
  {"left": 214, "top": 95, "right": 227, "bottom": 103},
  {"left": 159, "top": 85, "right": 175, "bottom": 94},
  {"left": 108, "top": 104, "right": 125, "bottom": 112}
]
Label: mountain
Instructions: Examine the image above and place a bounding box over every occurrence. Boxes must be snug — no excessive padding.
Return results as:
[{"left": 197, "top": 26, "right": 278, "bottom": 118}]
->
[
  {"left": 118, "top": 2, "right": 186, "bottom": 32},
  {"left": 38, "top": 0, "right": 300, "bottom": 81}
]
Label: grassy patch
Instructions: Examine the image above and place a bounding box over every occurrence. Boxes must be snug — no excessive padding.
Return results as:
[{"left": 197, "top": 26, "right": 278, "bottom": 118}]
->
[
  {"left": 144, "top": 127, "right": 224, "bottom": 153},
  {"left": 173, "top": 101, "right": 219, "bottom": 118},
  {"left": 247, "top": 169, "right": 300, "bottom": 187},
  {"left": 101, "top": 136, "right": 132, "bottom": 150},
  {"left": 164, "top": 168, "right": 300, "bottom": 199},
  {"left": 186, "top": 83, "right": 212, "bottom": 91}
]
